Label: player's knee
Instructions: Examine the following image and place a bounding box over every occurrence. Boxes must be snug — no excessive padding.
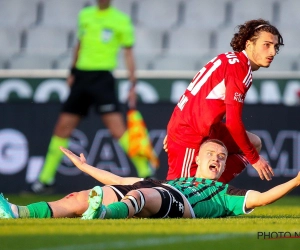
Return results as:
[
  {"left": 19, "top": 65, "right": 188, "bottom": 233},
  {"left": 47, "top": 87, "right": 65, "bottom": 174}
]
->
[
  {"left": 248, "top": 132, "right": 262, "bottom": 152},
  {"left": 121, "top": 190, "right": 145, "bottom": 214},
  {"left": 64, "top": 192, "right": 78, "bottom": 199},
  {"left": 253, "top": 136, "right": 262, "bottom": 152},
  {"left": 65, "top": 190, "right": 89, "bottom": 204},
  {"left": 76, "top": 190, "right": 90, "bottom": 203},
  {"left": 64, "top": 190, "right": 89, "bottom": 215}
]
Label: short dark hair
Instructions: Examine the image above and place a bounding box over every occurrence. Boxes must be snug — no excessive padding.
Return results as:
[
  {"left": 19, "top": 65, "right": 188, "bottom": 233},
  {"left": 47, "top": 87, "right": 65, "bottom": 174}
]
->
[
  {"left": 230, "top": 19, "right": 284, "bottom": 54},
  {"left": 200, "top": 139, "right": 228, "bottom": 156}
]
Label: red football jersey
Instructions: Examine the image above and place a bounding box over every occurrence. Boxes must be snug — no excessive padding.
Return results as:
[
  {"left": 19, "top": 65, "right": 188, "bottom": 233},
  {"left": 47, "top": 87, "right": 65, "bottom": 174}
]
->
[{"left": 167, "top": 51, "right": 259, "bottom": 164}]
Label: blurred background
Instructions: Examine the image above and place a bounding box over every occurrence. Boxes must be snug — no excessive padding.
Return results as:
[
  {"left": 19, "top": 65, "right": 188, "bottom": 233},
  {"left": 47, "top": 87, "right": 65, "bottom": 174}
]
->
[
  {"left": 0, "top": 0, "right": 300, "bottom": 71},
  {"left": 0, "top": 0, "right": 300, "bottom": 194}
]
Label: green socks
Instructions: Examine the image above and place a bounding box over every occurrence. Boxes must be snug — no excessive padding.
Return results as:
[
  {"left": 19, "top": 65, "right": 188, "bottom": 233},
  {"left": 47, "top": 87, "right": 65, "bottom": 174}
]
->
[
  {"left": 104, "top": 202, "right": 129, "bottom": 219},
  {"left": 17, "top": 201, "right": 128, "bottom": 219},
  {"left": 17, "top": 202, "right": 127, "bottom": 219},
  {"left": 39, "top": 135, "right": 69, "bottom": 184},
  {"left": 18, "top": 202, "right": 52, "bottom": 218},
  {"left": 118, "top": 131, "right": 153, "bottom": 178}
]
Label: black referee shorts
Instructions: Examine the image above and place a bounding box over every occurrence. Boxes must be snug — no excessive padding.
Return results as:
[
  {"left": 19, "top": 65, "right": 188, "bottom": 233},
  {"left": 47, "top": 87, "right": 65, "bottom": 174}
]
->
[{"left": 62, "top": 70, "right": 121, "bottom": 116}]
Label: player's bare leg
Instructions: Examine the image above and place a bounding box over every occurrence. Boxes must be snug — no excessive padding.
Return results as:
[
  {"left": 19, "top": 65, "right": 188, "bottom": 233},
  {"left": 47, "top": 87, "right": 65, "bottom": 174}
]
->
[
  {"left": 1, "top": 186, "right": 119, "bottom": 219},
  {"left": 49, "top": 186, "right": 119, "bottom": 218}
]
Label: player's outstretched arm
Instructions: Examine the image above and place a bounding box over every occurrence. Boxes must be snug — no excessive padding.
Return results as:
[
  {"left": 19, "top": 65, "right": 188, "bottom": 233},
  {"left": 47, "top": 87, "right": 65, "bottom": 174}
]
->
[
  {"left": 245, "top": 171, "right": 300, "bottom": 210},
  {"left": 60, "top": 147, "right": 141, "bottom": 185}
]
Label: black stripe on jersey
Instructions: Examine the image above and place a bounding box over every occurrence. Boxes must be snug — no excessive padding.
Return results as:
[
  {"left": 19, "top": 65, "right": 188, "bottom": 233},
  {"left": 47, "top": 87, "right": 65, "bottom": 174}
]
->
[
  {"left": 178, "top": 178, "right": 208, "bottom": 199},
  {"left": 188, "top": 177, "right": 196, "bottom": 183},
  {"left": 180, "top": 179, "right": 219, "bottom": 200},
  {"left": 191, "top": 185, "right": 226, "bottom": 208},
  {"left": 171, "top": 177, "right": 191, "bottom": 184},
  {"left": 226, "top": 185, "right": 248, "bottom": 196}
]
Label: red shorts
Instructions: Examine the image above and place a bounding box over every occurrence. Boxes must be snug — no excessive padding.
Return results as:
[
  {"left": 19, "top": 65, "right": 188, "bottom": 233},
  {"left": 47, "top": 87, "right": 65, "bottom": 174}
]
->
[
  {"left": 166, "top": 139, "right": 198, "bottom": 180},
  {"left": 166, "top": 122, "right": 246, "bottom": 181},
  {"left": 218, "top": 154, "right": 249, "bottom": 183}
]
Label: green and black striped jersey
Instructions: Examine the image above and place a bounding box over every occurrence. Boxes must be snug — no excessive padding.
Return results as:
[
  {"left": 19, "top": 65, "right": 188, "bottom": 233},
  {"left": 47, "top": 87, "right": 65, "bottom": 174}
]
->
[{"left": 165, "top": 177, "right": 252, "bottom": 218}]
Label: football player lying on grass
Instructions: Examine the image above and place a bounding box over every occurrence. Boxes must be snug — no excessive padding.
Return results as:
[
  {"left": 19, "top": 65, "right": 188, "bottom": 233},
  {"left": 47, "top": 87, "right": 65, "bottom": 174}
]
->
[{"left": 1, "top": 139, "right": 300, "bottom": 219}]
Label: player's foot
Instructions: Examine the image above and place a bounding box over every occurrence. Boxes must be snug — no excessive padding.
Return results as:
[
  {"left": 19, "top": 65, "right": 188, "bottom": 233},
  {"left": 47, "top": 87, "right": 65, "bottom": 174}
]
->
[
  {"left": 81, "top": 186, "right": 106, "bottom": 220},
  {"left": 0, "top": 193, "right": 15, "bottom": 219},
  {"left": 28, "top": 180, "right": 55, "bottom": 195}
]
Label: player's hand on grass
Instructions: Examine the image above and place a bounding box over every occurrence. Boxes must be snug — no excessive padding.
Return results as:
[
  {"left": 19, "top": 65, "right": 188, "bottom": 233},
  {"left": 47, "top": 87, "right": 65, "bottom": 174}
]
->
[
  {"left": 60, "top": 146, "right": 87, "bottom": 171},
  {"left": 252, "top": 155, "right": 274, "bottom": 181},
  {"left": 163, "top": 135, "right": 168, "bottom": 152}
]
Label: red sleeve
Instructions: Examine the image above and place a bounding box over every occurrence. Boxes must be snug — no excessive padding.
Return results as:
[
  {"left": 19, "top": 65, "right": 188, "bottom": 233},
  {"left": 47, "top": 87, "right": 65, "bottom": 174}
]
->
[
  {"left": 224, "top": 72, "right": 259, "bottom": 164},
  {"left": 225, "top": 103, "right": 259, "bottom": 164}
]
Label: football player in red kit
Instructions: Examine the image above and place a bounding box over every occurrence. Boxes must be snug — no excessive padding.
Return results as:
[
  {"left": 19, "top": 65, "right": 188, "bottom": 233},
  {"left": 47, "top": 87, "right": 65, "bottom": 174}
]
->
[{"left": 166, "top": 19, "right": 284, "bottom": 183}]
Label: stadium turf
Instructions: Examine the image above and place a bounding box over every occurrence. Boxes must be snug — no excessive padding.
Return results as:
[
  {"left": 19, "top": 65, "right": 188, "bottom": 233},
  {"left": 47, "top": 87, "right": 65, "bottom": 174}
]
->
[{"left": 0, "top": 195, "right": 299, "bottom": 250}]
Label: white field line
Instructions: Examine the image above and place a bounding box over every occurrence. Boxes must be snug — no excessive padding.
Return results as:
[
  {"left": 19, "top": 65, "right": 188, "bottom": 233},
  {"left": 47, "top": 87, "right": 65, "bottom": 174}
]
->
[{"left": 36, "top": 233, "right": 253, "bottom": 250}]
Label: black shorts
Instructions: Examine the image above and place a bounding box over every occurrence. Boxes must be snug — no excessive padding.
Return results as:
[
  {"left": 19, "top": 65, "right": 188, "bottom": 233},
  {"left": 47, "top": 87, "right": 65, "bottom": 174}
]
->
[
  {"left": 109, "top": 179, "right": 185, "bottom": 218},
  {"left": 62, "top": 70, "right": 121, "bottom": 116},
  {"left": 108, "top": 179, "right": 166, "bottom": 200}
]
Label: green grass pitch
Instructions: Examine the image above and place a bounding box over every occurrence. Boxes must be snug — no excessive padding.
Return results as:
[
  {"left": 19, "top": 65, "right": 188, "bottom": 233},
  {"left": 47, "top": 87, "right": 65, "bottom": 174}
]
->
[{"left": 0, "top": 195, "right": 299, "bottom": 250}]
